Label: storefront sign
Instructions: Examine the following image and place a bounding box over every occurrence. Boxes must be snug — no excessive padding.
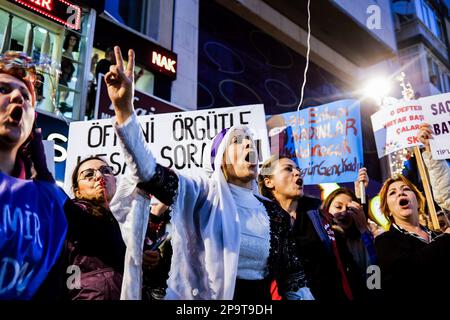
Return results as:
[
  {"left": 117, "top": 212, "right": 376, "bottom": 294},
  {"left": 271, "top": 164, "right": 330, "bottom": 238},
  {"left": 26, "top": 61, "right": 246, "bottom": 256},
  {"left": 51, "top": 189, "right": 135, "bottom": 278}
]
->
[
  {"left": 8, "top": 0, "right": 81, "bottom": 30},
  {"left": 151, "top": 50, "right": 177, "bottom": 76},
  {"left": 94, "top": 16, "right": 178, "bottom": 80}
]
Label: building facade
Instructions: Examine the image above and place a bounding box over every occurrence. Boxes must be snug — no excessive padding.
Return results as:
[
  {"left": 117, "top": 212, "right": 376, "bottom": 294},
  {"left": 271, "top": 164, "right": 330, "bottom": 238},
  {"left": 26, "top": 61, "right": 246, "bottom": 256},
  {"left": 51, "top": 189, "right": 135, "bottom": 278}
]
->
[
  {"left": 0, "top": 0, "right": 183, "bottom": 183},
  {"left": 392, "top": 0, "right": 450, "bottom": 98}
]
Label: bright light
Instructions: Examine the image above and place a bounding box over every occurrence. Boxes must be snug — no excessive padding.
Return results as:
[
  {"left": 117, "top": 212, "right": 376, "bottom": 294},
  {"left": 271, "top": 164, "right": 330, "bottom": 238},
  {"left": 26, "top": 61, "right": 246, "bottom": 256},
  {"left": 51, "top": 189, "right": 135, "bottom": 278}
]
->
[
  {"left": 362, "top": 77, "right": 391, "bottom": 104},
  {"left": 38, "top": 27, "right": 47, "bottom": 34},
  {"left": 369, "top": 195, "right": 390, "bottom": 230},
  {"left": 319, "top": 183, "right": 340, "bottom": 200}
]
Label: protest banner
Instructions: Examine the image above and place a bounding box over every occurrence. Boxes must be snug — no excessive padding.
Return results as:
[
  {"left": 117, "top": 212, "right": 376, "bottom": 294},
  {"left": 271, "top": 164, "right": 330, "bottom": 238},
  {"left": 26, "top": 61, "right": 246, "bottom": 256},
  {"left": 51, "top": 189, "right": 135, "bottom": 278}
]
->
[
  {"left": 371, "top": 92, "right": 450, "bottom": 160},
  {"left": 371, "top": 101, "right": 424, "bottom": 158},
  {"left": 268, "top": 99, "right": 363, "bottom": 185},
  {"left": 419, "top": 92, "right": 450, "bottom": 160},
  {"left": 64, "top": 104, "right": 270, "bottom": 193},
  {"left": 94, "top": 74, "right": 184, "bottom": 119}
]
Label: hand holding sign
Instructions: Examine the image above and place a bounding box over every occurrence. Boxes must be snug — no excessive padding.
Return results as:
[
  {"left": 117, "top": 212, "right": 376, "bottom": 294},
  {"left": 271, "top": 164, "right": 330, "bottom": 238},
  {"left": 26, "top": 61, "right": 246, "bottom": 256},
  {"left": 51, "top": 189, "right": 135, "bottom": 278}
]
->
[
  {"left": 104, "top": 46, "right": 135, "bottom": 124},
  {"left": 417, "top": 123, "right": 433, "bottom": 152},
  {"left": 354, "top": 167, "right": 369, "bottom": 202}
]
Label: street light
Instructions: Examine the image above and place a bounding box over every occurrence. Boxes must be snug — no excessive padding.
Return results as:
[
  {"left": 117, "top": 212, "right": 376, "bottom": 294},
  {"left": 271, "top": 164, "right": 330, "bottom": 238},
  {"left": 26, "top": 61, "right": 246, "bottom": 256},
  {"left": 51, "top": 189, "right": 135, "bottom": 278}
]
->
[
  {"left": 362, "top": 77, "right": 392, "bottom": 106},
  {"left": 359, "top": 76, "right": 396, "bottom": 205}
]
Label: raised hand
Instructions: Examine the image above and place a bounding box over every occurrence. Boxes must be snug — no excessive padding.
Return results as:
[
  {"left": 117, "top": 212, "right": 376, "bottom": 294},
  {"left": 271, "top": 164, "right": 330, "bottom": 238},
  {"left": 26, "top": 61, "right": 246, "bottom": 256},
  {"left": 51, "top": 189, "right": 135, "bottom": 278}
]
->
[
  {"left": 354, "top": 167, "right": 369, "bottom": 199},
  {"left": 347, "top": 201, "right": 368, "bottom": 233},
  {"left": 417, "top": 123, "right": 433, "bottom": 152},
  {"left": 104, "top": 46, "right": 135, "bottom": 124}
]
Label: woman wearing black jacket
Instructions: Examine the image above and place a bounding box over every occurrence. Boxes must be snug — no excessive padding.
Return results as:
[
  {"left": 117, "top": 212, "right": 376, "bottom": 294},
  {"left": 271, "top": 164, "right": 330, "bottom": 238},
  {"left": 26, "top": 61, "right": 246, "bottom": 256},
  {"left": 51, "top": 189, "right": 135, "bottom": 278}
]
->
[
  {"left": 375, "top": 175, "right": 450, "bottom": 299},
  {"left": 258, "top": 155, "right": 368, "bottom": 300},
  {"left": 62, "top": 156, "right": 126, "bottom": 300}
]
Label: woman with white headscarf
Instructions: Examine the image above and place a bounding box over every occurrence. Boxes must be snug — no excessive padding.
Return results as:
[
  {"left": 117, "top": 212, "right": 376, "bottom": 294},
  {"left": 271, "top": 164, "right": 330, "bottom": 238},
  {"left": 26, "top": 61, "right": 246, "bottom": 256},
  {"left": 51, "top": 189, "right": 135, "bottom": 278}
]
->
[{"left": 105, "top": 46, "right": 313, "bottom": 300}]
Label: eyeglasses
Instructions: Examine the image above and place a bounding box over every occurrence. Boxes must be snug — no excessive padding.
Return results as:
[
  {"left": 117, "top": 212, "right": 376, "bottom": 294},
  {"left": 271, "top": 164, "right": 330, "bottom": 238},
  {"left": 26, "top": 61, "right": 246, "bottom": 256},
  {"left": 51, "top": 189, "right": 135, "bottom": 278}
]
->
[{"left": 78, "top": 165, "right": 114, "bottom": 181}]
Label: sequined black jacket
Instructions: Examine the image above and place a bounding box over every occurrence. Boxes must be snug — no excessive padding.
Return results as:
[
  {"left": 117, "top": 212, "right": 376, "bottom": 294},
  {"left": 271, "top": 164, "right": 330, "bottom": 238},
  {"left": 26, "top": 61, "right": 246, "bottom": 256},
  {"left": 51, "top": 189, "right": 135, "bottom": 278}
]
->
[{"left": 138, "top": 164, "right": 308, "bottom": 297}]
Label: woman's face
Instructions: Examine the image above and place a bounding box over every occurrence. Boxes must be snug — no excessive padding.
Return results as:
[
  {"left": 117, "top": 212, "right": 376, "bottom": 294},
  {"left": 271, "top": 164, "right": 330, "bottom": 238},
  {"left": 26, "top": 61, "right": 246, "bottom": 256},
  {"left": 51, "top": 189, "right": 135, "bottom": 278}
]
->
[
  {"left": 222, "top": 128, "right": 258, "bottom": 184},
  {"left": 328, "top": 193, "right": 354, "bottom": 230},
  {"left": 0, "top": 74, "right": 34, "bottom": 151},
  {"left": 75, "top": 159, "right": 116, "bottom": 203},
  {"left": 264, "top": 158, "right": 303, "bottom": 201},
  {"left": 386, "top": 181, "right": 419, "bottom": 223}
]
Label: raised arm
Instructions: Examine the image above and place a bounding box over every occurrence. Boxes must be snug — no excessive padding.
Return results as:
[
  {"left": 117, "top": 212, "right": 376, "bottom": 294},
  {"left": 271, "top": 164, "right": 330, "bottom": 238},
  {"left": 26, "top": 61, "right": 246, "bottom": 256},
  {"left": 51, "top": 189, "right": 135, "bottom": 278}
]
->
[
  {"left": 103, "top": 46, "right": 156, "bottom": 184},
  {"left": 105, "top": 46, "right": 135, "bottom": 125},
  {"left": 106, "top": 46, "right": 207, "bottom": 208}
]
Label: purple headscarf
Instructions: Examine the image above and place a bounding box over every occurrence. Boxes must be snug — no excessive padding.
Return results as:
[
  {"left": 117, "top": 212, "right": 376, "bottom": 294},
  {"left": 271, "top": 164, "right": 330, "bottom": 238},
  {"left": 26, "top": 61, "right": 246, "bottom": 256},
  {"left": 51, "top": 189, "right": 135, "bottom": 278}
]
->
[{"left": 210, "top": 128, "right": 230, "bottom": 171}]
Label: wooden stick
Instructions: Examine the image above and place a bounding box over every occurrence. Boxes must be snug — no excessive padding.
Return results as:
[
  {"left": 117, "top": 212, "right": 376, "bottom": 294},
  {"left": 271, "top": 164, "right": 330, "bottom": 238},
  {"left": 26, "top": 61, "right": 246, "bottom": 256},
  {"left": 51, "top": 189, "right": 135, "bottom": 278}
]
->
[{"left": 413, "top": 146, "right": 440, "bottom": 230}]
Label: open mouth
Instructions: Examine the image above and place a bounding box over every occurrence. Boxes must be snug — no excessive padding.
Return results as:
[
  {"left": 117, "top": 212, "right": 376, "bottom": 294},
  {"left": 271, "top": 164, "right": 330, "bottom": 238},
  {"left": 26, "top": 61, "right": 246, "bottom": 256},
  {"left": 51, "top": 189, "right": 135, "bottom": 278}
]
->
[
  {"left": 10, "top": 106, "right": 23, "bottom": 124},
  {"left": 398, "top": 198, "right": 410, "bottom": 208},
  {"left": 295, "top": 178, "right": 303, "bottom": 186},
  {"left": 244, "top": 150, "right": 258, "bottom": 165}
]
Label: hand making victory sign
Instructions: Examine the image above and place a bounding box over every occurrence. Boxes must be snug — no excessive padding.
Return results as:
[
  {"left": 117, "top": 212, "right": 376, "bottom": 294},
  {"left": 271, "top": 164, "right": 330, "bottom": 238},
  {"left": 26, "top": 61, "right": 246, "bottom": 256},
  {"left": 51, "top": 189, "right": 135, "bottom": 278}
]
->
[{"left": 104, "top": 46, "right": 135, "bottom": 125}]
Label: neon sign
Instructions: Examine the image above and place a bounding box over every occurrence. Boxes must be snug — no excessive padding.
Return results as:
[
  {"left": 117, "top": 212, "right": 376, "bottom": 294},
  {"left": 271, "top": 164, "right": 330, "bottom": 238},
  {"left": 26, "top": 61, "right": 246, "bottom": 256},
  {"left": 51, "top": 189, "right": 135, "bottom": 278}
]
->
[
  {"left": 8, "top": 0, "right": 81, "bottom": 30},
  {"left": 151, "top": 50, "right": 177, "bottom": 78}
]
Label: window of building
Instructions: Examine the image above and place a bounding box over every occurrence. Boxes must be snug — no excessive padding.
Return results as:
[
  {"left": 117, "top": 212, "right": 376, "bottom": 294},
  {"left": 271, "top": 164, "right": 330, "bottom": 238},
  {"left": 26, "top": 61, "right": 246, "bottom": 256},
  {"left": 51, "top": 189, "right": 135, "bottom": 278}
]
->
[
  {"left": 104, "top": 0, "right": 161, "bottom": 40},
  {"left": 415, "top": 0, "right": 445, "bottom": 42},
  {"left": 86, "top": 47, "right": 155, "bottom": 119},
  {"left": 0, "top": 9, "right": 56, "bottom": 113},
  {"left": 0, "top": 5, "right": 93, "bottom": 120},
  {"left": 427, "top": 54, "right": 444, "bottom": 92}
]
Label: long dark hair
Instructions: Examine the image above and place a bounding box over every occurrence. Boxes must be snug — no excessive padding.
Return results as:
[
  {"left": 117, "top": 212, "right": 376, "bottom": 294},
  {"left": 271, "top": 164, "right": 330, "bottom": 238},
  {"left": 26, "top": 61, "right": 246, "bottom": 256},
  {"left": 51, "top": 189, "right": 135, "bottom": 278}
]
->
[
  {"left": 63, "top": 32, "right": 80, "bottom": 52},
  {"left": 322, "top": 188, "right": 358, "bottom": 213}
]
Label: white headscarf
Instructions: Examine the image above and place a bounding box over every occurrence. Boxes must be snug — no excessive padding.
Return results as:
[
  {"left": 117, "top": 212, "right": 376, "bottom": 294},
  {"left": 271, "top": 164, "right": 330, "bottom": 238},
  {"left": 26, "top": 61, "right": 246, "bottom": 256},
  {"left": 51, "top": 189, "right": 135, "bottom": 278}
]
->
[
  {"left": 111, "top": 113, "right": 260, "bottom": 300},
  {"left": 166, "top": 125, "right": 260, "bottom": 299}
]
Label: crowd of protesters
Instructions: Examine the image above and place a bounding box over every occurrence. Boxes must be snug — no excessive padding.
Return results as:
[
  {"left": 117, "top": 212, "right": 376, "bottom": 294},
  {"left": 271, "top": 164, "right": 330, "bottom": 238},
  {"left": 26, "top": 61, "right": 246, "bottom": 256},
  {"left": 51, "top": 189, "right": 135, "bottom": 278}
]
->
[{"left": 0, "top": 48, "right": 449, "bottom": 301}]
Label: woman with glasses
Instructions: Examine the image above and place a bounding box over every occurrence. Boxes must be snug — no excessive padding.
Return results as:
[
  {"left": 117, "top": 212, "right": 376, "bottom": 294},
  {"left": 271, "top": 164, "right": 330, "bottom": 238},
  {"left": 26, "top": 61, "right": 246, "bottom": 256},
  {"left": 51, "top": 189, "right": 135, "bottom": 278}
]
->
[
  {"left": 0, "top": 51, "right": 153, "bottom": 300},
  {"left": 60, "top": 156, "right": 126, "bottom": 300}
]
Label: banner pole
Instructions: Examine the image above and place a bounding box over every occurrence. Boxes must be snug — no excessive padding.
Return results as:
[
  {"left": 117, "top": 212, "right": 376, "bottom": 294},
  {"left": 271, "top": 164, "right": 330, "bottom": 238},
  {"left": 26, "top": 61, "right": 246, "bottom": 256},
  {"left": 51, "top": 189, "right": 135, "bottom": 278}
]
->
[{"left": 413, "top": 146, "right": 440, "bottom": 230}]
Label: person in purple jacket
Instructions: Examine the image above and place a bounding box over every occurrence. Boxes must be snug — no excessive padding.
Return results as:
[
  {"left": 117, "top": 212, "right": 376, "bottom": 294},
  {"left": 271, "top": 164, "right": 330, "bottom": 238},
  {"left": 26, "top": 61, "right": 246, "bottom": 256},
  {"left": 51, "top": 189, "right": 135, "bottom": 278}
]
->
[{"left": 0, "top": 52, "right": 68, "bottom": 300}]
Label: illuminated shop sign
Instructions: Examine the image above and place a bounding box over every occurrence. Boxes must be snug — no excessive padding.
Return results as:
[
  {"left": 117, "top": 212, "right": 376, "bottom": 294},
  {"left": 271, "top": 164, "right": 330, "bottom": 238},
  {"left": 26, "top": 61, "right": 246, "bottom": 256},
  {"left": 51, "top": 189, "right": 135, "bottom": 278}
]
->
[
  {"left": 151, "top": 49, "right": 177, "bottom": 79},
  {"left": 7, "top": 0, "right": 81, "bottom": 30}
]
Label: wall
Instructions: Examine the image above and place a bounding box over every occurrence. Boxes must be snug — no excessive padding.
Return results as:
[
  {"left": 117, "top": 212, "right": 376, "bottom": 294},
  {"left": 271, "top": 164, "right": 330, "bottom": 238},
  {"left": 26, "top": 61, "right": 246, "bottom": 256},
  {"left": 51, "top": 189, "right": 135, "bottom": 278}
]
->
[
  {"left": 333, "top": 0, "right": 397, "bottom": 51},
  {"left": 171, "top": 0, "right": 199, "bottom": 110}
]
